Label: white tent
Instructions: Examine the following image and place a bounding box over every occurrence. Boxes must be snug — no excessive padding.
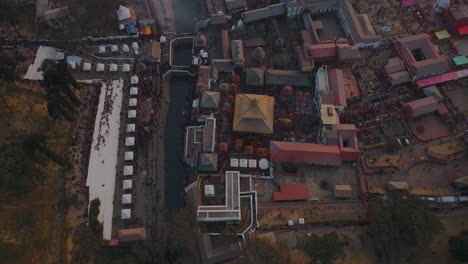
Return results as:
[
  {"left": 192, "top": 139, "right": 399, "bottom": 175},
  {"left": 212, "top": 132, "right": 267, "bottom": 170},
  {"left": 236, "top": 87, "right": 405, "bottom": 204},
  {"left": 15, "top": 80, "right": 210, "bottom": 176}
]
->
[
  {"left": 68, "top": 61, "right": 76, "bottom": 69},
  {"left": 248, "top": 159, "right": 257, "bottom": 168},
  {"left": 123, "top": 179, "right": 132, "bottom": 189},
  {"left": 121, "top": 209, "right": 131, "bottom": 219},
  {"left": 240, "top": 159, "right": 248, "bottom": 168},
  {"left": 122, "top": 44, "right": 130, "bottom": 53},
  {"left": 128, "top": 110, "right": 136, "bottom": 118},
  {"left": 134, "top": 50, "right": 140, "bottom": 56},
  {"left": 125, "top": 137, "right": 135, "bottom": 146},
  {"left": 125, "top": 151, "right": 134, "bottom": 161},
  {"left": 119, "top": 24, "right": 125, "bottom": 30},
  {"left": 111, "top": 45, "right": 118, "bottom": 52},
  {"left": 122, "top": 194, "right": 132, "bottom": 204},
  {"left": 96, "top": 63, "right": 105, "bottom": 72},
  {"left": 123, "top": 165, "right": 133, "bottom": 175},
  {"left": 83, "top": 62, "right": 92, "bottom": 71},
  {"left": 109, "top": 64, "right": 118, "bottom": 72},
  {"left": 129, "top": 98, "right": 137, "bottom": 107},
  {"left": 126, "top": 124, "right": 135, "bottom": 132},
  {"left": 130, "top": 87, "right": 138, "bottom": 95},
  {"left": 204, "top": 185, "right": 215, "bottom": 197},
  {"left": 132, "top": 42, "right": 139, "bottom": 50},
  {"left": 130, "top": 76, "right": 139, "bottom": 84},
  {"left": 160, "top": 35, "right": 167, "bottom": 43},
  {"left": 55, "top": 52, "right": 65, "bottom": 60},
  {"left": 98, "top": 46, "right": 106, "bottom": 54},
  {"left": 122, "top": 64, "right": 130, "bottom": 72},
  {"left": 259, "top": 158, "right": 269, "bottom": 170},
  {"left": 117, "top": 5, "right": 131, "bottom": 21}
]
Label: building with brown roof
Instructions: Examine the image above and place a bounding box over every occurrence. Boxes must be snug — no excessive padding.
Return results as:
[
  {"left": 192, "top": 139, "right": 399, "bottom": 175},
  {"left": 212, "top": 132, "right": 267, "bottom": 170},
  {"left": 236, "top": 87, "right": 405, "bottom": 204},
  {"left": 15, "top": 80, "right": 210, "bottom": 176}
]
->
[
  {"left": 273, "top": 183, "right": 309, "bottom": 201},
  {"left": 387, "top": 70, "right": 412, "bottom": 86},
  {"left": 441, "top": 5, "right": 468, "bottom": 35},
  {"left": 403, "top": 96, "right": 439, "bottom": 117},
  {"left": 337, "top": 43, "right": 360, "bottom": 64},
  {"left": 270, "top": 141, "right": 342, "bottom": 166},
  {"left": 118, "top": 228, "right": 146, "bottom": 242},
  {"left": 197, "top": 66, "right": 211, "bottom": 92},
  {"left": 221, "top": 30, "right": 230, "bottom": 59},
  {"left": 334, "top": 184, "right": 352, "bottom": 199},
  {"left": 233, "top": 94, "right": 274, "bottom": 134},
  {"left": 265, "top": 69, "right": 313, "bottom": 87},
  {"left": 395, "top": 33, "right": 449, "bottom": 79},
  {"left": 310, "top": 43, "right": 338, "bottom": 62},
  {"left": 316, "top": 66, "right": 347, "bottom": 107},
  {"left": 336, "top": 124, "right": 360, "bottom": 161},
  {"left": 296, "top": 45, "right": 315, "bottom": 72}
]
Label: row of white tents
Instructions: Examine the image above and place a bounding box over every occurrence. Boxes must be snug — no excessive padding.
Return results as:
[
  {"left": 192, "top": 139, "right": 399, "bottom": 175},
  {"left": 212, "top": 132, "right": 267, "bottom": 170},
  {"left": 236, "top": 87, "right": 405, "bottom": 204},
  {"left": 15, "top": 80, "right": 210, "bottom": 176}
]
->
[
  {"left": 98, "top": 42, "right": 140, "bottom": 55},
  {"left": 121, "top": 75, "right": 140, "bottom": 220},
  {"left": 72, "top": 62, "right": 132, "bottom": 72}
]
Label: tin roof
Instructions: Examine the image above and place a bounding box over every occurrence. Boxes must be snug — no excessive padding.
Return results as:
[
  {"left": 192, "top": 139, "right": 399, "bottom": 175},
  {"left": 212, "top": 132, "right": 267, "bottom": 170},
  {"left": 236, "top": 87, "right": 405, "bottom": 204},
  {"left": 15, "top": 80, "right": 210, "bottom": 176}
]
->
[{"left": 270, "top": 141, "right": 342, "bottom": 166}]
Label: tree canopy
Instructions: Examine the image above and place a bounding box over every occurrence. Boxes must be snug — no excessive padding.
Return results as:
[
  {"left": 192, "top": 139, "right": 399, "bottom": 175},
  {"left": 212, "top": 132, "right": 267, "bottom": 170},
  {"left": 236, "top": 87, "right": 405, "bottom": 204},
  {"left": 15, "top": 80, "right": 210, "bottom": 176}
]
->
[
  {"left": 242, "top": 237, "right": 289, "bottom": 264},
  {"left": 449, "top": 230, "right": 468, "bottom": 262},
  {"left": 40, "top": 59, "right": 80, "bottom": 120},
  {"left": 301, "top": 232, "right": 345, "bottom": 264},
  {"left": 368, "top": 194, "right": 443, "bottom": 263},
  {"left": 0, "top": 52, "right": 17, "bottom": 81}
]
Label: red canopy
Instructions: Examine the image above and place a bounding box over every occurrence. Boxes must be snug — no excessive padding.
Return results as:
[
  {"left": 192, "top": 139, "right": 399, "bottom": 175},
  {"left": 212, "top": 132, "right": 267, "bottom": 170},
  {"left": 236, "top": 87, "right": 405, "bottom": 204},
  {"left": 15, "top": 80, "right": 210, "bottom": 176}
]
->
[{"left": 458, "top": 25, "right": 468, "bottom": 36}]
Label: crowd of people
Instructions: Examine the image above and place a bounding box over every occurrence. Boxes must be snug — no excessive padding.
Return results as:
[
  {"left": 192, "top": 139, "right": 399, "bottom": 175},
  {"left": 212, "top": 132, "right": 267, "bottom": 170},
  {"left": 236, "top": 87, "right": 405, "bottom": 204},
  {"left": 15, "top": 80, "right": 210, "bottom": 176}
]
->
[{"left": 95, "top": 80, "right": 118, "bottom": 150}]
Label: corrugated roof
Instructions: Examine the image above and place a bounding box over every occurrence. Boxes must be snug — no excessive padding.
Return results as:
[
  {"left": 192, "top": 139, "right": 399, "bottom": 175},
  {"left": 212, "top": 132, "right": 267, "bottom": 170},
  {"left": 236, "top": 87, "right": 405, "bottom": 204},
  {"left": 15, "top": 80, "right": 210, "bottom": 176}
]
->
[
  {"left": 273, "top": 183, "right": 308, "bottom": 201},
  {"left": 310, "top": 43, "right": 337, "bottom": 61},
  {"left": 241, "top": 3, "right": 286, "bottom": 23},
  {"left": 270, "top": 141, "right": 342, "bottom": 166},
  {"left": 404, "top": 96, "right": 439, "bottom": 117},
  {"left": 118, "top": 228, "right": 146, "bottom": 242},
  {"left": 265, "top": 69, "right": 312, "bottom": 86}
]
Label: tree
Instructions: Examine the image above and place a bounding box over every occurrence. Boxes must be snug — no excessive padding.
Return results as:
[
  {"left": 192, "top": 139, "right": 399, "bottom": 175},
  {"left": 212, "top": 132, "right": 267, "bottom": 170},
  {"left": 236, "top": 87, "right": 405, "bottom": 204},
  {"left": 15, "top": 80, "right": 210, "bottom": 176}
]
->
[
  {"left": 449, "top": 230, "right": 468, "bottom": 262},
  {"left": 0, "top": 0, "right": 20, "bottom": 36},
  {"left": 0, "top": 52, "right": 17, "bottom": 81},
  {"left": 301, "top": 232, "right": 345, "bottom": 264},
  {"left": 89, "top": 198, "right": 102, "bottom": 236},
  {"left": 40, "top": 59, "right": 81, "bottom": 121},
  {"left": 368, "top": 194, "right": 443, "bottom": 263},
  {"left": 252, "top": 47, "right": 265, "bottom": 63},
  {"left": 242, "top": 237, "right": 289, "bottom": 264}
]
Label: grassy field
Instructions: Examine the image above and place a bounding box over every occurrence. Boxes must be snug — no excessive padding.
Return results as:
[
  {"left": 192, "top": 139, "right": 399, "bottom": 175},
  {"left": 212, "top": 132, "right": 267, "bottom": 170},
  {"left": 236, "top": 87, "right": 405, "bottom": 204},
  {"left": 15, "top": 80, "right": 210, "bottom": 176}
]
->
[{"left": 0, "top": 81, "right": 73, "bottom": 263}]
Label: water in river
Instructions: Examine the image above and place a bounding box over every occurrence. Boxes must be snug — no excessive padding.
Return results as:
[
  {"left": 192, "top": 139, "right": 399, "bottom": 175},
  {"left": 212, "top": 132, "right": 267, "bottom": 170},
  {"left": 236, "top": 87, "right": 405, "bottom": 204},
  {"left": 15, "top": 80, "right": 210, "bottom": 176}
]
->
[{"left": 164, "top": 0, "right": 200, "bottom": 208}]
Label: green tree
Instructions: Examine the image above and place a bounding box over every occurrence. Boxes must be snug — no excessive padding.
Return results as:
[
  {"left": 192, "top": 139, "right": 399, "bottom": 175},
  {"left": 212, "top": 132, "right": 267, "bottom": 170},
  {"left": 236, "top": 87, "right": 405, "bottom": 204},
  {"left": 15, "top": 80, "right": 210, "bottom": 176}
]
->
[
  {"left": 301, "top": 232, "right": 345, "bottom": 264},
  {"left": 449, "top": 230, "right": 468, "bottom": 262},
  {"left": 0, "top": 52, "right": 16, "bottom": 81},
  {"left": 71, "top": 0, "right": 118, "bottom": 33},
  {"left": 242, "top": 237, "right": 289, "bottom": 264},
  {"left": 368, "top": 194, "right": 443, "bottom": 263},
  {"left": 89, "top": 198, "right": 102, "bottom": 236},
  {"left": 0, "top": 0, "right": 20, "bottom": 36},
  {"left": 40, "top": 59, "right": 81, "bottom": 121}
]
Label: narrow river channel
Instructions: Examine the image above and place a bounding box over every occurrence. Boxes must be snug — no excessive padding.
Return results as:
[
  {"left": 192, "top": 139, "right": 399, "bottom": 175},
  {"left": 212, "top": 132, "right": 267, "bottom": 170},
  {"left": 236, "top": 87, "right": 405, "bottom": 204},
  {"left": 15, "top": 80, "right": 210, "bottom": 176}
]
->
[{"left": 164, "top": 0, "right": 200, "bottom": 208}]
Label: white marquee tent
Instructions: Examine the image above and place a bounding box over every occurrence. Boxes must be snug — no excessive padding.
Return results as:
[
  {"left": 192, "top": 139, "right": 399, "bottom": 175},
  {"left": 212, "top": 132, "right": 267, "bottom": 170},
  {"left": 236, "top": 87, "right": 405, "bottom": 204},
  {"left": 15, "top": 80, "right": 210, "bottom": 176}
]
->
[
  {"left": 125, "top": 151, "right": 134, "bottom": 161},
  {"left": 259, "top": 159, "right": 269, "bottom": 170},
  {"left": 96, "top": 63, "right": 105, "bottom": 72},
  {"left": 111, "top": 45, "right": 118, "bottom": 52},
  {"left": 128, "top": 110, "right": 136, "bottom": 118},
  {"left": 109, "top": 64, "right": 118, "bottom": 72},
  {"left": 122, "top": 194, "right": 132, "bottom": 204},
  {"left": 121, "top": 208, "right": 131, "bottom": 219},
  {"left": 117, "top": 5, "right": 131, "bottom": 21},
  {"left": 122, "top": 44, "right": 130, "bottom": 53},
  {"left": 125, "top": 137, "right": 135, "bottom": 146},
  {"left": 130, "top": 87, "right": 138, "bottom": 95},
  {"left": 83, "top": 62, "right": 92, "bottom": 71},
  {"left": 123, "top": 165, "right": 133, "bottom": 176},
  {"left": 126, "top": 124, "right": 135, "bottom": 132},
  {"left": 123, "top": 179, "right": 132, "bottom": 189},
  {"left": 129, "top": 98, "right": 137, "bottom": 107},
  {"left": 55, "top": 52, "right": 65, "bottom": 60},
  {"left": 98, "top": 46, "right": 106, "bottom": 54},
  {"left": 130, "top": 76, "right": 139, "bottom": 84},
  {"left": 122, "top": 64, "right": 130, "bottom": 72},
  {"left": 132, "top": 42, "right": 139, "bottom": 50},
  {"left": 68, "top": 61, "right": 76, "bottom": 69}
]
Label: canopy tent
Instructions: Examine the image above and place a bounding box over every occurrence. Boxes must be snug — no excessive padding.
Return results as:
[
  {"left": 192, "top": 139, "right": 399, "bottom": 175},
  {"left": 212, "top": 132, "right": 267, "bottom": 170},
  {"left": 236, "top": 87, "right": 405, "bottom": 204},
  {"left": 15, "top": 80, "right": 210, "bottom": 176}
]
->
[
  {"left": 109, "top": 64, "right": 118, "bottom": 72},
  {"left": 248, "top": 159, "right": 257, "bottom": 168},
  {"left": 55, "top": 52, "right": 65, "bottom": 60},
  {"left": 83, "top": 62, "right": 92, "bottom": 71},
  {"left": 122, "top": 64, "right": 130, "bottom": 72},
  {"left": 140, "top": 26, "right": 151, "bottom": 36},
  {"left": 160, "top": 35, "right": 167, "bottom": 43},
  {"left": 96, "top": 63, "right": 105, "bottom": 72},
  {"left": 116, "top": 5, "right": 131, "bottom": 21},
  {"left": 128, "top": 110, "right": 136, "bottom": 118},
  {"left": 240, "top": 159, "right": 248, "bottom": 168},
  {"left": 125, "top": 24, "right": 138, "bottom": 35},
  {"left": 122, "top": 194, "right": 132, "bottom": 204},
  {"left": 125, "top": 137, "right": 135, "bottom": 146},
  {"left": 68, "top": 61, "right": 76, "bottom": 69},
  {"left": 122, "top": 44, "right": 130, "bottom": 53},
  {"left": 130, "top": 87, "right": 138, "bottom": 95},
  {"left": 111, "top": 45, "right": 118, "bottom": 52},
  {"left": 123, "top": 165, "right": 133, "bottom": 175},
  {"left": 126, "top": 124, "right": 135, "bottom": 132},
  {"left": 452, "top": 55, "right": 468, "bottom": 66},
  {"left": 132, "top": 42, "right": 139, "bottom": 50},
  {"left": 434, "top": 30, "right": 450, "bottom": 42},
  {"left": 125, "top": 151, "right": 134, "bottom": 161},
  {"left": 121, "top": 209, "right": 131, "bottom": 219},
  {"left": 129, "top": 98, "right": 137, "bottom": 107},
  {"left": 98, "top": 46, "right": 106, "bottom": 54},
  {"left": 131, "top": 76, "right": 139, "bottom": 84},
  {"left": 259, "top": 158, "right": 269, "bottom": 170},
  {"left": 123, "top": 179, "right": 132, "bottom": 189},
  {"left": 134, "top": 50, "right": 140, "bottom": 56}
]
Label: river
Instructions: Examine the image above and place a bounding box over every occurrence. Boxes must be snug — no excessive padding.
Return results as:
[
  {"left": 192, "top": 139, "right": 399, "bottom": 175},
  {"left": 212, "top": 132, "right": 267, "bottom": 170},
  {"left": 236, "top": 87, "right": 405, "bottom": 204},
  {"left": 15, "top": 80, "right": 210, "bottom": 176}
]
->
[{"left": 164, "top": 0, "right": 200, "bottom": 208}]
